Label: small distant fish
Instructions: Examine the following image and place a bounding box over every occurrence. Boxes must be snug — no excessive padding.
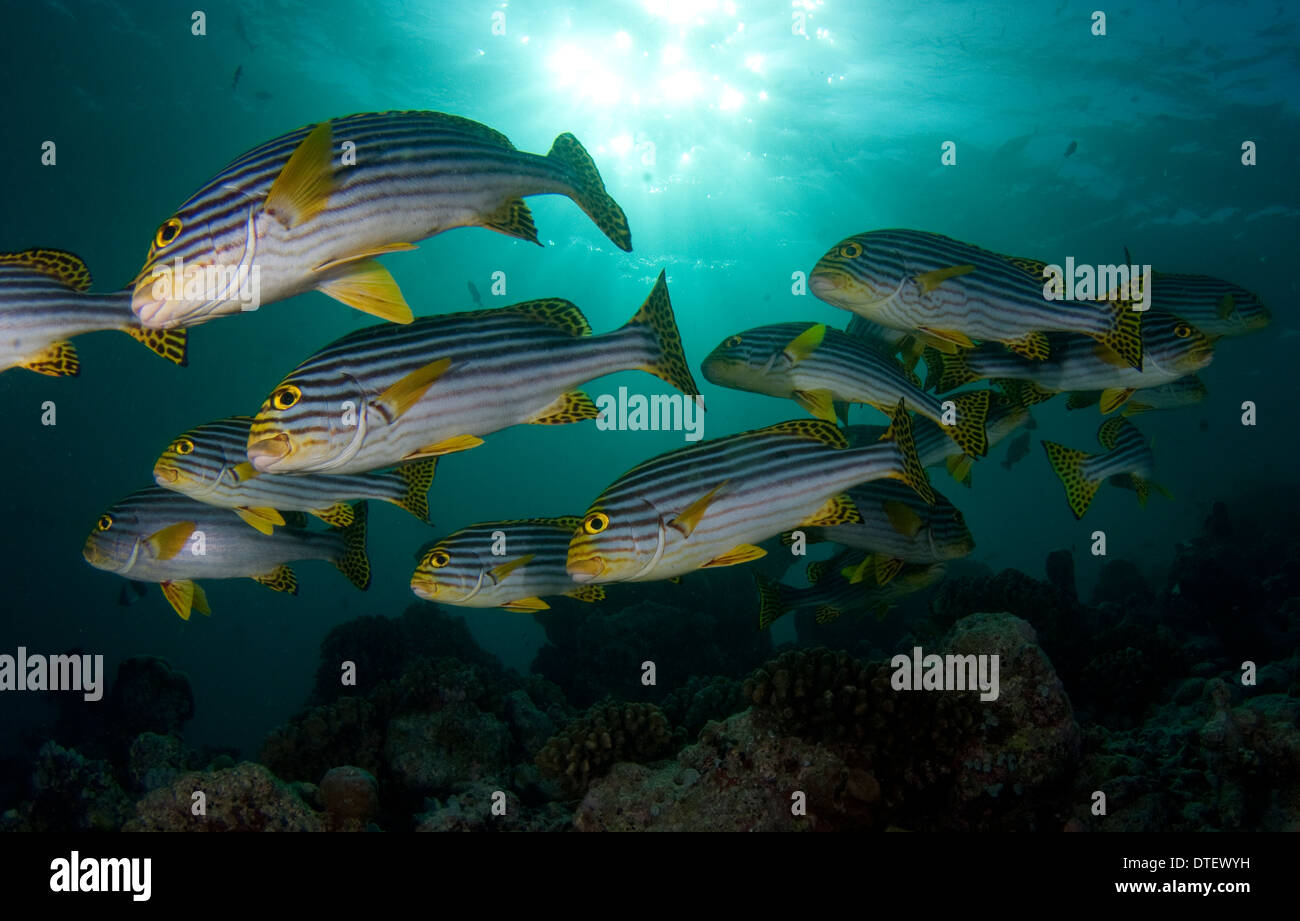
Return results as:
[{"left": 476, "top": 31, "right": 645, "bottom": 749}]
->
[
  {"left": 467, "top": 280, "right": 483, "bottom": 307},
  {"left": 1064, "top": 140, "right": 1077, "bottom": 158},
  {"left": 231, "top": 65, "right": 242, "bottom": 92},
  {"left": 1042, "top": 417, "right": 1168, "bottom": 519},
  {"left": 756, "top": 547, "right": 945, "bottom": 629},
  {"left": 1001, "top": 430, "right": 1032, "bottom": 470},
  {"left": 1146, "top": 272, "right": 1271, "bottom": 338}
]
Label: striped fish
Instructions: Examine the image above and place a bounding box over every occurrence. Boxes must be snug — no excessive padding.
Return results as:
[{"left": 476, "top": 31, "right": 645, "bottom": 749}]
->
[
  {"left": 756, "top": 547, "right": 945, "bottom": 629},
  {"left": 782, "top": 479, "right": 974, "bottom": 584},
  {"left": 565, "top": 402, "right": 934, "bottom": 585},
  {"left": 411, "top": 518, "right": 606, "bottom": 612},
  {"left": 810, "top": 229, "right": 1145, "bottom": 369},
  {"left": 1147, "top": 272, "right": 1270, "bottom": 338},
  {"left": 1041, "top": 417, "right": 1167, "bottom": 519},
  {"left": 247, "top": 272, "right": 697, "bottom": 476},
  {"left": 926, "top": 312, "right": 1212, "bottom": 415},
  {"left": 131, "top": 110, "right": 631, "bottom": 329},
  {"left": 153, "top": 416, "right": 436, "bottom": 533},
  {"left": 702, "top": 322, "right": 990, "bottom": 456},
  {"left": 1066, "top": 374, "right": 1208, "bottom": 415},
  {"left": 0, "top": 249, "right": 186, "bottom": 376},
  {"left": 81, "top": 487, "right": 370, "bottom": 619}
]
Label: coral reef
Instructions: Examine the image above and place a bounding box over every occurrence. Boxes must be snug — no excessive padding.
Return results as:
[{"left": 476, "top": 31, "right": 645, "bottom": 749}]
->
[
  {"left": 0, "top": 742, "right": 132, "bottom": 832},
  {"left": 320, "top": 766, "right": 379, "bottom": 831},
  {"left": 127, "top": 762, "right": 324, "bottom": 832},
  {"left": 536, "top": 699, "right": 675, "bottom": 795},
  {"left": 108, "top": 656, "right": 195, "bottom": 739}
]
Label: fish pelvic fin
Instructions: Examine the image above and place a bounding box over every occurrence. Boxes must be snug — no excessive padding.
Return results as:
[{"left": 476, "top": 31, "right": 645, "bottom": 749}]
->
[
  {"left": 160, "top": 580, "right": 209, "bottom": 620},
  {"left": 334, "top": 501, "right": 371, "bottom": 590},
  {"left": 316, "top": 258, "right": 414, "bottom": 325},
  {"left": 1042, "top": 441, "right": 1103, "bottom": 519},
  {"left": 392, "top": 457, "right": 437, "bottom": 523},
  {"left": 123, "top": 325, "right": 188, "bottom": 367},
  {"left": 548, "top": 132, "right": 632, "bottom": 252},
  {"left": 880, "top": 400, "right": 936, "bottom": 506},
  {"left": 626, "top": 270, "right": 700, "bottom": 396},
  {"left": 943, "top": 390, "right": 991, "bottom": 457},
  {"left": 755, "top": 574, "right": 788, "bottom": 631}
]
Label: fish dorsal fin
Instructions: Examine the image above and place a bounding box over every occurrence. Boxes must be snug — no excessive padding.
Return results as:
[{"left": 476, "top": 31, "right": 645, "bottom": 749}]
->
[
  {"left": 1097, "top": 416, "right": 1130, "bottom": 451},
  {"left": 669, "top": 481, "right": 729, "bottom": 538},
  {"left": 234, "top": 506, "right": 285, "bottom": 535},
  {"left": 757, "top": 419, "right": 848, "bottom": 448},
  {"left": 502, "top": 596, "right": 550, "bottom": 612},
  {"left": 490, "top": 554, "right": 534, "bottom": 583},
  {"left": 1002, "top": 255, "right": 1048, "bottom": 279},
  {"left": 783, "top": 324, "right": 826, "bottom": 364},
  {"left": 914, "top": 264, "right": 975, "bottom": 293},
  {"left": 0, "top": 248, "right": 92, "bottom": 290},
  {"left": 805, "top": 560, "right": 830, "bottom": 584},
  {"left": 508, "top": 298, "right": 592, "bottom": 337},
  {"left": 803, "top": 492, "right": 862, "bottom": 528},
  {"left": 882, "top": 499, "right": 924, "bottom": 538},
  {"left": 1004, "top": 331, "right": 1050, "bottom": 361},
  {"left": 375, "top": 357, "right": 452, "bottom": 422},
  {"left": 539, "top": 516, "right": 584, "bottom": 531},
  {"left": 1066, "top": 391, "right": 1101, "bottom": 411},
  {"left": 146, "top": 521, "right": 197, "bottom": 561},
  {"left": 265, "top": 121, "right": 335, "bottom": 229}
]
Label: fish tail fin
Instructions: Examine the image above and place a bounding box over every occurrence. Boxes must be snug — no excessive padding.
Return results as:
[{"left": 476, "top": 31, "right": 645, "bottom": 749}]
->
[
  {"left": 548, "top": 132, "right": 632, "bottom": 252},
  {"left": 943, "top": 390, "right": 990, "bottom": 457},
  {"left": 1042, "top": 441, "right": 1103, "bottom": 519},
  {"left": 625, "top": 270, "right": 700, "bottom": 396},
  {"left": 879, "top": 400, "right": 936, "bottom": 505},
  {"left": 122, "top": 325, "right": 189, "bottom": 367},
  {"left": 335, "top": 501, "right": 371, "bottom": 590},
  {"left": 1093, "top": 303, "right": 1144, "bottom": 370},
  {"left": 755, "top": 574, "right": 788, "bottom": 630},
  {"left": 392, "top": 457, "right": 437, "bottom": 523},
  {"left": 933, "top": 349, "right": 979, "bottom": 392}
]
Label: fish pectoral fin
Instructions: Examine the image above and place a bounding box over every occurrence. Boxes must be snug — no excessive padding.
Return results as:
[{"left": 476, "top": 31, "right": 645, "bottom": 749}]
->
[
  {"left": 793, "top": 388, "right": 840, "bottom": 423},
  {"left": 565, "top": 585, "right": 606, "bottom": 603},
  {"left": 1091, "top": 341, "right": 1133, "bottom": 369},
  {"left": 782, "top": 324, "right": 826, "bottom": 364},
  {"left": 482, "top": 197, "right": 540, "bottom": 246},
  {"left": 814, "top": 605, "right": 842, "bottom": 625},
  {"left": 316, "top": 258, "right": 414, "bottom": 325},
  {"left": 252, "top": 564, "right": 298, "bottom": 595},
  {"left": 842, "top": 554, "right": 874, "bottom": 585},
  {"left": 501, "top": 596, "right": 550, "bottom": 612},
  {"left": 802, "top": 493, "right": 862, "bottom": 527},
  {"left": 20, "top": 340, "right": 79, "bottom": 377},
  {"left": 669, "top": 481, "right": 730, "bottom": 538},
  {"left": 701, "top": 544, "right": 766, "bottom": 568},
  {"left": 146, "top": 521, "right": 197, "bottom": 561},
  {"left": 882, "top": 499, "right": 924, "bottom": 538},
  {"left": 234, "top": 506, "right": 285, "bottom": 535},
  {"left": 402, "top": 434, "right": 485, "bottom": 459},
  {"left": 159, "top": 580, "right": 207, "bottom": 620},
  {"left": 509, "top": 299, "right": 593, "bottom": 337},
  {"left": 230, "top": 461, "right": 261, "bottom": 483},
  {"left": 525, "top": 390, "right": 600, "bottom": 424},
  {"left": 375, "top": 357, "right": 452, "bottom": 422},
  {"left": 1098, "top": 388, "right": 1135, "bottom": 415},
  {"left": 122, "top": 326, "right": 188, "bottom": 367},
  {"left": 264, "top": 120, "right": 335, "bottom": 229},
  {"left": 914, "top": 264, "right": 975, "bottom": 294},
  {"left": 875, "top": 556, "right": 905, "bottom": 586},
  {"left": 313, "top": 242, "right": 419, "bottom": 274},
  {"left": 1216, "top": 294, "right": 1236, "bottom": 319},
  {"left": 489, "top": 553, "right": 534, "bottom": 583},
  {"left": 1004, "top": 332, "right": 1050, "bottom": 361},
  {"left": 311, "top": 502, "right": 354, "bottom": 528}
]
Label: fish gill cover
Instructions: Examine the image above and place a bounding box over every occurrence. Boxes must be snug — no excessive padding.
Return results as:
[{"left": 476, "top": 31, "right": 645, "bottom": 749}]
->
[{"left": 0, "top": 0, "right": 1295, "bottom": 845}]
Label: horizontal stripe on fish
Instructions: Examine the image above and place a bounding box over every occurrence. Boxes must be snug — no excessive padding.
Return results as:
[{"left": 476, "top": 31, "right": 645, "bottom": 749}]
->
[
  {"left": 411, "top": 518, "right": 604, "bottom": 611},
  {"left": 756, "top": 548, "right": 945, "bottom": 629},
  {"left": 0, "top": 250, "right": 187, "bottom": 375},
  {"left": 1041, "top": 417, "right": 1164, "bottom": 519},
  {"left": 82, "top": 487, "right": 370, "bottom": 619},
  {"left": 810, "top": 229, "right": 1145, "bottom": 369},
  {"left": 154, "top": 416, "right": 434, "bottom": 530},
  {"left": 1148, "top": 272, "right": 1270, "bottom": 338},
  {"left": 703, "top": 322, "right": 989, "bottom": 456},
  {"left": 132, "top": 111, "right": 631, "bottom": 328},
  {"left": 247, "top": 272, "right": 696, "bottom": 475},
  {"left": 565, "top": 405, "right": 933, "bottom": 585}
]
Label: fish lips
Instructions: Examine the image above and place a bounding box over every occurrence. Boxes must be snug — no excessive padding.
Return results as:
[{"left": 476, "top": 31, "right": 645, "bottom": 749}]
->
[
  {"left": 247, "top": 433, "right": 292, "bottom": 472},
  {"left": 566, "top": 555, "right": 605, "bottom": 584}
]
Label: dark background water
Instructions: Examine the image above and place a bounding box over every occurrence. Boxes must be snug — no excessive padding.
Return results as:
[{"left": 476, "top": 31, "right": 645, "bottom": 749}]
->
[{"left": 0, "top": 0, "right": 1294, "bottom": 758}]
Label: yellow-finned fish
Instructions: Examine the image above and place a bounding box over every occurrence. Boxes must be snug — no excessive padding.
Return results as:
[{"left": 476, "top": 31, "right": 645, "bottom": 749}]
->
[
  {"left": 1041, "top": 417, "right": 1169, "bottom": 519},
  {"left": 756, "top": 547, "right": 945, "bottom": 629},
  {"left": 132, "top": 111, "right": 631, "bottom": 329},
  {"left": 566, "top": 401, "right": 934, "bottom": 585}
]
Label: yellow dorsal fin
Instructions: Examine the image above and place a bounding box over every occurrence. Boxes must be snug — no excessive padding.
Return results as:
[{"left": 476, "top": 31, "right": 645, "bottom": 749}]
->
[
  {"left": 783, "top": 324, "right": 826, "bottom": 363},
  {"left": 757, "top": 419, "right": 848, "bottom": 448},
  {"left": 502, "top": 596, "right": 550, "bottom": 612},
  {"left": 265, "top": 121, "right": 335, "bottom": 228},
  {"left": 234, "top": 506, "right": 284, "bottom": 535},
  {"left": 490, "top": 553, "right": 534, "bottom": 583},
  {"left": 793, "top": 389, "right": 839, "bottom": 423},
  {"left": 509, "top": 298, "right": 592, "bottom": 337},
  {"left": 20, "top": 340, "right": 79, "bottom": 377},
  {"left": 702, "top": 544, "right": 767, "bottom": 568},
  {"left": 146, "top": 522, "right": 196, "bottom": 561},
  {"left": 914, "top": 264, "right": 975, "bottom": 293},
  {"left": 882, "top": 499, "right": 924, "bottom": 538},
  {"left": 1003, "top": 255, "right": 1049, "bottom": 278},
  {"left": 526, "top": 390, "right": 600, "bottom": 424},
  {"left": 565, "top": 585, "right": 606, "bottom": 603},
  {"left": 0, "top": 248, "right": 91, "bottom": 290},
  {"left": 402, "top": 433, "right": 484, "bottom": 460},
  {"left": 669, "top": 481, "right": 729, "bottom": 538},
  {"left": 313, "top": 242, "right": 419, "bottom": 274},
  {"left": 375, "top": 357, "right": 452, "bottom": 422},
  {"left": 540, "top": 516, "right": 584, "bottom": 531},
  {"left": 1097, "top": 416, "right": 1129, "bottom": 451},
  {"left": 803, "top": 493, "right": 861, "bottom": 528},
  {"left": 316, "top": 258, "right": 414, "bottom": 324},
  {"left": 252, "top": 564, "right": 298, "bottom": 594}
]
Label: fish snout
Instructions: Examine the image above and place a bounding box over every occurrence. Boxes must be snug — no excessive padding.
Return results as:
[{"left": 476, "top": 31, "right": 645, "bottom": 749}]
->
[
  {"left": 410, "top": 572, "right": 439, "bottom": 600},
  {"left": 247, "top": 433, "right": 292, "bottom": 471},
  {"left": 153, "top": 461, "right": 182, "bottom": 485},
  {"left": 566, "top": 556, "right": 605, "bottom": 584}
]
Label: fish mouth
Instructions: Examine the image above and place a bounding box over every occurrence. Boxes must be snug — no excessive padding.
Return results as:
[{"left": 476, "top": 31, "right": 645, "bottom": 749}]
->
[
  {"left": 410, "top": 573, "right": 439, "bottom": 600},
  {"left": 567, "top": 556, "right": 604, "bottom": 583},
  {"left": 248, "top": 434, "right": 292, "bottom": 471},
  {"left": 808, "top": 269, "right": 845, "bottom": 300},
  {"left": 153, "top": 463, "right": 182, "bottom": 485},
  {"left": 81, "top": 538, "right": 121, "bottom": 573}
]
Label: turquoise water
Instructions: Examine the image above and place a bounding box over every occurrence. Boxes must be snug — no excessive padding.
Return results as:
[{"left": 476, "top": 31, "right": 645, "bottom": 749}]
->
[{"left": 1, "top": 0, "right": 1294, "bottom": 760}]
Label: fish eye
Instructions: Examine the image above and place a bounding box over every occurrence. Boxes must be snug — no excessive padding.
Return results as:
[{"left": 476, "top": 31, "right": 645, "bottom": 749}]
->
[
  {"left": 97, "top": 514, "right": 113, "bottom": 532},
  {"left": 272, "top": 385, "right": 301, "bottom": 411},
  {"left": 429, "top": 550, "right": 450, "bottom": 569},
  {"left": 724, "top": 335, "right": 743, "bottom": 349},
  {"left": 583, "top": 512, "right": 610, "bottom": 535},
  {"left": 1174, "top": 324, "right": 1191, "bottom": 339},
  {"left": 839, "top": 242, "right": 863, "bottom": 259},
  {"left": 154, "top": 218, "right": 183, "bottom": 250},
  {"left": 172, "top": 438, "right": 194, "bottom": 455}
]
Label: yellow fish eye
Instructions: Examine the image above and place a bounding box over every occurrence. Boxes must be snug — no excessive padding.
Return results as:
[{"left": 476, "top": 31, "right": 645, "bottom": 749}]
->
[
  {"left": 272, "top": 385, "right": 301, "bottom": 411},
  {"left": 583, "top": 512, "right": 610, "bottom": 535},
  {"left": 172, "top": 438, "right": 194, "bottom": 455},
  {"left": 724, "top": 335, "right": 742, "bottom": 348},
  {"left": 839, "top": 241, "right": 863, "bottom": 259},
  {"left": 428, "top": 550, "right": 450, "bottom": 568},
  {"left": 1174, "top": 324, "right": 1191, "bottom": 339},
  {"left": 97, "top": 514, "right": 113, "bottom": 532},
  {"left": 155, "top": 218, "right": 183, "bottom": 250}
]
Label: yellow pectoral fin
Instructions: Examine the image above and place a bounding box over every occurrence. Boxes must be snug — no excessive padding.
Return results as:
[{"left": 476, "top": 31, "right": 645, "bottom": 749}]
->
[
  {"left": 1098, "top": 388, "right": 1135, "bottom": 415},
  {"left": 669, "top": 481, "right": 730, "bottom": 538},
  {"left": 314, "top": 242, "right": 419, "bottom": 274},
  {"left": 489, "top": 553, "right": 534, "bottom": 583},
  {"left": 264, "top": 120, "right": 335, "bottom": 229},
  {"left": 316, "top": 258, "right": 414, "bottom": 325},
  {"left": 1216, "top": 294, "right": 1235, "bottom": 319},
  {"left": 882, "top": 499, "right": 924, "bottom": 538},
  {"left": 565, "top": 585, "right": 606, "bottom": 603},
  {"left": 402, "top": 434, "right": 485, "bottom": 460},
  {"left": 702, "top": 544, "right": 767, "bottom": 568},
  {"left": 793, "top": 389, "right": 839, "bottom": 423},
  {"left": 146, "top": 521, "right": 197, "bottom": 561},
  {"left": 376, "top": 358, "right": 452, "bottom": 422},
  {"left": 234, "top": 507, "right": 285, "bottom": 535},
  {"left": 230, "top": 462, "right": 260, "bottom": 483},
  {"left": 914, "top": 264, "right": 975, "bottom": 294},
  {"left": 502, "top": 596, "right": 550, "bottom": 612},
  {"left": 783, "top": 324, "right": 826, "bottom": 364}
]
